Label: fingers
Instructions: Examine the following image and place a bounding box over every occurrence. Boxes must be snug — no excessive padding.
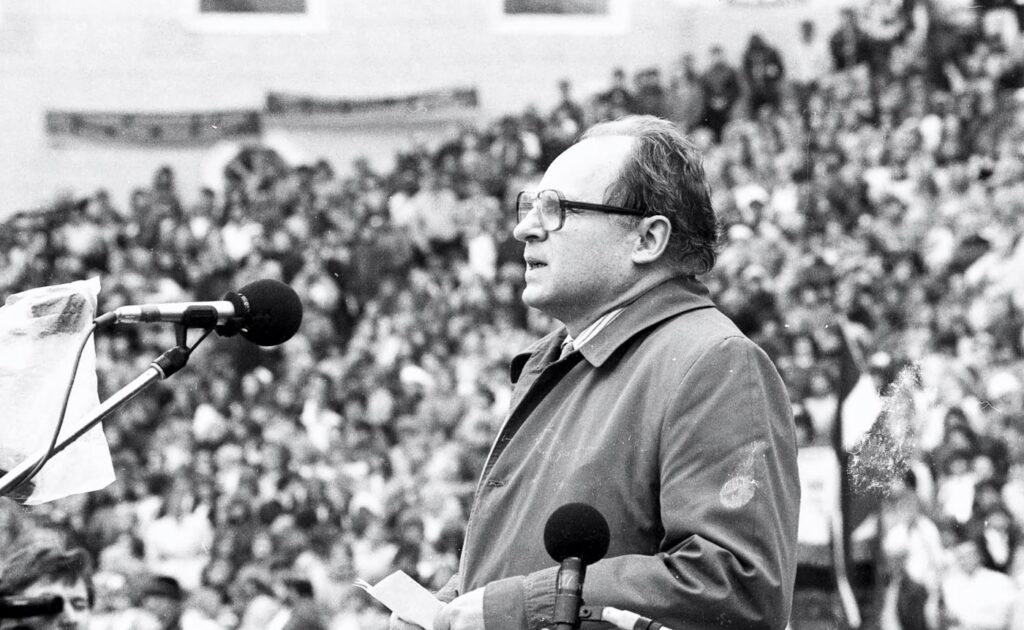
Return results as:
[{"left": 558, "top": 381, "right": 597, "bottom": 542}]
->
[
  {"left": 433, "top": 588, "right": 485, "bottom": 630},
  {"left": 433, "top": 605, "right": 452, "bottom": 630},
  {"left": 390, "top": 611, "right": 426, "bottom": 630}
]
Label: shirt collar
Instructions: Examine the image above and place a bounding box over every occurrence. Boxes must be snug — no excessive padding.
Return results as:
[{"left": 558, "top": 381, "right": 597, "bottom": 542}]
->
[
  {"left": 510, "top": 275, "right": 716, "bottom": 380},
  {"left": 563, "top": 307, "right": 626, "bottom": 353}
]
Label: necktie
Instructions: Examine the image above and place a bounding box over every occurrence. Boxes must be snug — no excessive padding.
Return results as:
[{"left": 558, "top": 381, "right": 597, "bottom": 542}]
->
[{"left": 558, "top": 339, "right": 575, "bottom": 361}]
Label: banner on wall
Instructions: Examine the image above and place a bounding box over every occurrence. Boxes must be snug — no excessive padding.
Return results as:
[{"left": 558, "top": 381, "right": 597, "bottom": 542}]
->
[
  {"left": 264, "top": 86, "right": 480, "bottom": 126},
  {"left": 43, "top": 87, "right": 478, "bottom": 145},
  {"left": 45, "top": 109, "right": 262, "bottom": 145},
  {"left": 724, "top": 0, "right": 808, "bottom": 5}
]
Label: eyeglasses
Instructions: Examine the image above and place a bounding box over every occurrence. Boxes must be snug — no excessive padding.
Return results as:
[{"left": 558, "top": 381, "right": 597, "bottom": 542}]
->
[{"left": 515, "top": 189, "right": 645, "bottom": 232}]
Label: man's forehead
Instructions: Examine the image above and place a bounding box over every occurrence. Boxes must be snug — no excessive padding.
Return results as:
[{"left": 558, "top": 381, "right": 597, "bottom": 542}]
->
[
  {"left": 539, "top": 135, "right": 634, "bottom": 200},
  {"left": 19, "top": 577, "right": 88, "bottom": 598}
]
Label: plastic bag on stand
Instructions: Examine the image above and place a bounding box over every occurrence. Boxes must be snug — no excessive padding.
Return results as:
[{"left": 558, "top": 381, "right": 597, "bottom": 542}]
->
[{"left": 0, "top": 278, "right": 115, "bottom": 504}]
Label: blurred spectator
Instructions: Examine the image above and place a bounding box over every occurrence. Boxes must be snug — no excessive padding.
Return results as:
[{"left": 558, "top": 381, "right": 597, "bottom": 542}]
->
[
  {"left": 700, "top": 45, "right": 743, "bottom": 142},
  {"left": 968, "top": 501, "right": 1022, "bottom": 575},
  {"left": 230, "top": 567, "right": 280, "bottom": 630},
  {"left": 664, "top": 53, "right": 706, "bottom": 132},
  {"left": 547, "top": 78, "right": 586, "bottom": 157},
  {"left": 741, "top": 33, "right": 786, "bottom": 117},
  {"left": 633, "top": 67, "right": 667, "bottom": 117},
  {"left": 977, "top": 0, "right": 1023, "bottom": 50},
  {"left": 140, "top": 478, "right": 214, "bottom": 592},
  {"left": 0, "top": 543, "right": 95, "bottom": 630},
  {"left": 789, "top": 20, "right": 831, "bottom": 119},
  {"left": 489, "top": 116, "right": 531, "bottom": 180},
  {"left": 878, "top": 472, "right": 944, "bottom": 630},
  {"left": 409, "top": 171, "right": 464, "bottom": 263},
  {"left": 267, "top": 575, "right": 326, "bottom": 630},
  {"left": 140, "top": 574, "right": 222, "bottom": 630},
  {"left": 595, "top": 66, "right": 636, "bottom": 120},
  {"left": 830, "top": 7, "right": 872, "bottom": 72},
  {"left": 860, "top": 0, "right": 910, "bottom": 78},
  {"left": 940, "top": 535, "right": 1023, "bottom": 630}
]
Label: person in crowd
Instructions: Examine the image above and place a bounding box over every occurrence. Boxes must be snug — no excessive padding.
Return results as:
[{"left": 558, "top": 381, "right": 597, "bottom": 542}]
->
[
  {"left": 140, "top": 477, "right": 215, "bottom": 593},
  {"left": 489, "top": 116, "right": 531, "bottom": 181},
  {"left": 139, "top": 574, "right": 222, "bottom": 630},
  {"left": 596, "top": 67, "right": 637, "bottom": 119},
  {"left": 859, "top": 0, "right": 910, "bottom": 78},
  {"left": 633, "top": 67, "right": 667, "bottom": 118},
  {"left": 422, "top": 115, "right": 799, "bottom": 630},
  {"left": 879, "top": 471, "right": 945, "bottom": 630},
  {"left": 545, "top": 80, "right": 587, "bottom": 167},
  {"left": 969, "top": 501, "right": 1022, "bottom": 575},
  {"left": 700, "top": 45, "right": 743, "bottom": 142},
  {"left": 741, "top": 33, "right": 786, "bottom": 118},
  {"left": 789, "top": 20, "right": 831, "bottom": 121},
  {"left": 830, "top": 7, "right": 872, "bottom": 72},
  {"left": 268, "top": 575, "right": 327, "bottom": 630},
  {"left": 0, "top": 543, "right": 94, "bottom": 630},
  {"left": 940, "top": 534, "right": 1023, "bottom": 630},
  {"left": 548, "top": 79, "right": 585, "bottom": 139},
  {"left": 664, "top": 53, "right": 706, "bottom": 133}
]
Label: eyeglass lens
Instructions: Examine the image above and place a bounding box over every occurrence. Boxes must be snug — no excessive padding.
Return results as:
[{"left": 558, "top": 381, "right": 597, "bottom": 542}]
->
[{"left": 518, "top": 190, "right": 562, "bottom": 230}]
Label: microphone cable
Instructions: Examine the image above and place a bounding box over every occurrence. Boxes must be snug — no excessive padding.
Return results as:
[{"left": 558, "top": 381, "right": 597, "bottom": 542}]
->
[
  {"left": 3, "top": 323, "right": 214, "bottom": 500},
  {"left": 3, "top": 322, "right": 97, "bottom": 500}
]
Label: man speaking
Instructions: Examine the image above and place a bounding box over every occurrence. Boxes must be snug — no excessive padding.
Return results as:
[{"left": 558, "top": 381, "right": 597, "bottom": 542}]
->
[{"left": 418, "top": 115, "right": 800, "bottom": 630}]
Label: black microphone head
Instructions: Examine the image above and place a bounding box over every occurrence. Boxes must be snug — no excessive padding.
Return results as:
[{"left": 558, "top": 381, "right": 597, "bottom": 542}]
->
[
  {"left": 543, "top": 502, "right": 610, "bottom": 565},
  {"left": 0, "top": 594, "right": 64, "bottom": 618},
  {"left": 228, "top": 279, "right": 303, "bottom": 346}
]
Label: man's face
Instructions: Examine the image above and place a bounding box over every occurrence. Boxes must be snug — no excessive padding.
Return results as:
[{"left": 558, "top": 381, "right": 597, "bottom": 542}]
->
[
  {"left": 800, "top": 22, "right": 814, "bottom": 42},
  {"left": 513, "top": 136, "right": 639, "bottom": 330},
  {"left": 0, "top": 577, "right": 91, "bottom": 630},
  {"left": 953, "top": 541, "right": 982, "bottom": 574},
  {"left": 142, "top": 594, "right": 182, "bottom": 630}
]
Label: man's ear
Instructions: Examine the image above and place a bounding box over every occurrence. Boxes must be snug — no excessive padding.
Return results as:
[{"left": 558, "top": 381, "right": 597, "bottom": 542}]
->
[{"left": 631, "top": 215, "right": 672, "bottom": 265}]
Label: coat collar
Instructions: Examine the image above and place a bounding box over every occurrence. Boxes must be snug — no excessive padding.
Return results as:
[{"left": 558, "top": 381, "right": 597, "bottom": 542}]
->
[{"left": 510, "top": 275, "right": 716, "bottom": 381}]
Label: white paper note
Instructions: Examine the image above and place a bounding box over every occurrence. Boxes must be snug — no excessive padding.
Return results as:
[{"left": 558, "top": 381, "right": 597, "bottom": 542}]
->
[{"left": 354, "top": 571, "right": 444, "bottom": 630}]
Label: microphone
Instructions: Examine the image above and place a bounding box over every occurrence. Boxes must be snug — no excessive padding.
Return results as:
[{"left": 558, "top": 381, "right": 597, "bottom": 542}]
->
[
  {"left": 582, "top": 606, "right": 677, "bottom": 630},
  {"left": 0, "top": 595, "right": 64, "bottom": 619},
  {"left": 95, "top": 279, "right": 303, "bottom": 346},
  {"left": 543, "top": 503, "right": 610, "bottom": 630}
]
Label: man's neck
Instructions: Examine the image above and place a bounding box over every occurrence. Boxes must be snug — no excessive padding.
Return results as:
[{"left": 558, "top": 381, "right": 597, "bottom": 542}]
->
[{"left": 562, "top": 271, "right": 679, "bottom": 337}]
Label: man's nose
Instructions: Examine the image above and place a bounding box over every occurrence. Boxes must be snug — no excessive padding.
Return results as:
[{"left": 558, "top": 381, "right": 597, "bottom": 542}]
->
[
  {"left": 512, "top": 207, "right": 546, "bottom": 242},
  {"left": 59, "top": 605, "right": 88, "bottom": 628}
]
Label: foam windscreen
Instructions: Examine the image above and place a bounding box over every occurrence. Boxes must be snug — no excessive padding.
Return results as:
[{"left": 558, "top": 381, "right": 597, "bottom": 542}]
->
[
  {"left": 229, "top": 279, "right": 303, "bottom": 346},
  {"left": 543, "top": 502, "right": 610, "bottom": 565}
]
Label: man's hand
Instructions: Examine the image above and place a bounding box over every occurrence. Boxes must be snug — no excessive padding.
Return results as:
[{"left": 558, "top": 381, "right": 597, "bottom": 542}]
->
[
  {"left": 0, "top": 468, "right": 34, "bottom": 504},
  {"left": 433, "top": 587, "right": 485, "bottom": 630},
  {"left": 390, "top": 612, "right": 426, "bottom": 630}
]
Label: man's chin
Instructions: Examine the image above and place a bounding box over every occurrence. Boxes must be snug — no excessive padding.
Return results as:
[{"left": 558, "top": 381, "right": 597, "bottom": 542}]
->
[{"left": 520, "top": 288, "right": 547, "bottom": 312}]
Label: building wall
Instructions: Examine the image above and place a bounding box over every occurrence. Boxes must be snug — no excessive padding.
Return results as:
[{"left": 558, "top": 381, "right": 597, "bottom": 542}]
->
[{"left": 0, "top": 0, "right": 845, "bottom": 219}]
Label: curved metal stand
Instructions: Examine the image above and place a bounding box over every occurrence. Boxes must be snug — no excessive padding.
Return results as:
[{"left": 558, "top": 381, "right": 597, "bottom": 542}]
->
[{"left": 0, "top": 339, "right": 194, "bottom": 498}]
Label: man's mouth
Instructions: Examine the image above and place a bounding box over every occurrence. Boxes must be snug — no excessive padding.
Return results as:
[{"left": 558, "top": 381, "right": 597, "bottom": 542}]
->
[{"left": 525, "top": 260, "right": 547, "bottom": 271}]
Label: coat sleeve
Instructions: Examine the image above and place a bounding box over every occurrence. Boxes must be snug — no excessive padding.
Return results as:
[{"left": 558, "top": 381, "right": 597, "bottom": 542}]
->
[{"left": 484, "top": 336, "right": 800, "bottom": 630}]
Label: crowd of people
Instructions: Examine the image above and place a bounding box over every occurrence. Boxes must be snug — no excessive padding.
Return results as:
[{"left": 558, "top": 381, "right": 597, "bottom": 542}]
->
[{"left": 3, "top": 1, "right": 1024, "bottom": 628}]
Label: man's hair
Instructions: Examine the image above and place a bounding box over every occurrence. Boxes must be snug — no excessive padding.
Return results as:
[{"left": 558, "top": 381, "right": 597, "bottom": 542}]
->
[
  {"left": 581, "top": 115, "right": 720, "bottom": 274},
  {"left": 0, "top": 543, "right": 95, "bottom": 607},
  {"left": 141, "top": 574, "right": 184, "bottom": 602}
]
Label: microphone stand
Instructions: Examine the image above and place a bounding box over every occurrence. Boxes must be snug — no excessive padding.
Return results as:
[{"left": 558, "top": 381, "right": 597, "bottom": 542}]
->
[{"left": 0, "top": 324, "right": 200, "bottom": 498}]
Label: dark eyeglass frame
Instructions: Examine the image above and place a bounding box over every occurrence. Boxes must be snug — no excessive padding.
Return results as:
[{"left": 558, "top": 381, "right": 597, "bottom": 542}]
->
[{"left": 516, "top": 189, "right": 646, "bottom": 231}]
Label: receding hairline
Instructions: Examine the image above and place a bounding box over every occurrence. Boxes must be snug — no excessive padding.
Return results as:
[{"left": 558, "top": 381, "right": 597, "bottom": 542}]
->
[{"left": 544, "top": 134, "right": 637, "bottom": 202}]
